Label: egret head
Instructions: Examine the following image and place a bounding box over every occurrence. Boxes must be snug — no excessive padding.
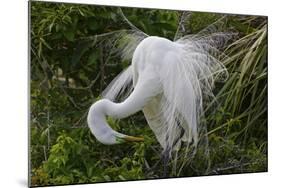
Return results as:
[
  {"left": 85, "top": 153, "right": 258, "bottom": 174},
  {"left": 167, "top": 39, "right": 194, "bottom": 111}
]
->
[
  {"left": 91, "top": 129, "right": 117, "bottom": 145},
  {"left": 115, "top": 134, "right": 144, "bottom": 144},
  {"left": 93, "top": 130, "right": 144, "bottom": 145}
]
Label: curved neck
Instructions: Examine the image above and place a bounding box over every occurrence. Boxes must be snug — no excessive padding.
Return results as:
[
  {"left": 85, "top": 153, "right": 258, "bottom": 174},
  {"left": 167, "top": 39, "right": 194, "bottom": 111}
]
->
[
  {"left": 88, "top": 100, "right": 113, "bottom": 131},
  {"left": 87, "top": 99, "right": 134, "bottom": 144},
  {"left": 87, "top": 97, "right": 146, "bottom": 144},
  {"left": 94, "top": 98, "right": 143, "bottom": 118}
]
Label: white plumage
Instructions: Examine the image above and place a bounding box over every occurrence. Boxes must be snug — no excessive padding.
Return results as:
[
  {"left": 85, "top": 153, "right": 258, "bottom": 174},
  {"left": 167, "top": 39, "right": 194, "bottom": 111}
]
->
[{"left": 87, "top": 34, "right": 228, "bottom": 158}]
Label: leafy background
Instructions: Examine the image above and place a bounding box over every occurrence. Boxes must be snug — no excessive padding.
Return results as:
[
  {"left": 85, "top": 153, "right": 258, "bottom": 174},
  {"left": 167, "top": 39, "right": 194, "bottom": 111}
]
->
[{"left": 30, "top": 1, "right": 267, "bottom": 186}]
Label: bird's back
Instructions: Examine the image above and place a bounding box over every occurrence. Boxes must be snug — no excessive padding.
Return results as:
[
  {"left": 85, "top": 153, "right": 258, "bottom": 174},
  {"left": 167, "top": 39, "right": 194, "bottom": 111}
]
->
[{"left": 131, "top": 36, "right": 184, "bottom": 75}]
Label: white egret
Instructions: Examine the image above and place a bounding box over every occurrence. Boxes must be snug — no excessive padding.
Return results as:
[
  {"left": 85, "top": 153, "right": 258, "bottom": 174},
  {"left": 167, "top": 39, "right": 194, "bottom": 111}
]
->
[{"left": 87, "top": 33, "right": 229, "bottom": 158}]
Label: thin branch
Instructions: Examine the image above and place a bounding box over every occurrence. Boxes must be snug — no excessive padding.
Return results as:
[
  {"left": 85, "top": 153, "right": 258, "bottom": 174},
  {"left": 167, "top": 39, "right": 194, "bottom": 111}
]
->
[
  {"left": 62, "top": 72, "right": 101, "bottom": 90},
  {"left": 72, "top": 111, "right": 88, "bottom": 127},
  {"left": 117, "top": 7, "right": 149, "bottom": 37},
  {"left": 174, "top": 11, "right": 192, "bottom": 41},
  {"left": 212, "top": 162, "right": 251, "bottom": 174},
  {"left": 32, "top": 49, "right": 82, "bottom": 110}
]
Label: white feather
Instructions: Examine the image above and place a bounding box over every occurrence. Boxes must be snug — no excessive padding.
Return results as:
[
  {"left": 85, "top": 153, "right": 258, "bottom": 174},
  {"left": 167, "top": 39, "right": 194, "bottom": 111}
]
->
[{"left": 101, "top": 35, "right": 228, "bottom": 156}]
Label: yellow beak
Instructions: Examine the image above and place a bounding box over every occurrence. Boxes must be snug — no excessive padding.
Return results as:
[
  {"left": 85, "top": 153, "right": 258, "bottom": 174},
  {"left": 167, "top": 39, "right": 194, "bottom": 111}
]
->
[{"left": 123, "top": 135, "right": 144, "bottom": 142}]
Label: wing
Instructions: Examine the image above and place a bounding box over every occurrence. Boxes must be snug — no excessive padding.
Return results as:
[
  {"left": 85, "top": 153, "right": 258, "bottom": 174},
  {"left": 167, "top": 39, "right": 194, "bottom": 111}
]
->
[
  {"left": 142, "top": 32, "right": 230, "bottom": 157},
  {"left": 142, "top": 51, "right": 199, "bottom": 156}
]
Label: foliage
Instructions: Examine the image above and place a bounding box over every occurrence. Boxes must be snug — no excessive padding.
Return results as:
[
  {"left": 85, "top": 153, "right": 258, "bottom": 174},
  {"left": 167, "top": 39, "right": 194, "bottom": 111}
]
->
[{"left": 30, "top": 1, "right": 267, "bottom": 187}]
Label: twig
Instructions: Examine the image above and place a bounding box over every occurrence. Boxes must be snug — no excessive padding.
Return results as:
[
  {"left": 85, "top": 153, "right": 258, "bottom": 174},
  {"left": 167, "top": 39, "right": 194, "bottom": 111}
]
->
[
  {"left": 99, "top": 48, "right": 105, "bottom": 92},
  {"left": 72, "top": 111, "right": 88, "bottom": 127},
  {"left": 47, "top": 107, "right": 50, "bottom": 150},
  {"left": 212, "top": 162, "right": 251, "bottom": 174},
  {"left": 174, "top": 11, "right": 192, "bottom": 41},
  {"left": 43, "top": 59, "right": 81, "bottom": 110},
  {"left": 43, "top": 146, "right": 47, "bottom": 161},
  {"left": 31, "top": 48, "right": 82, "bottom": 110},
  {"left": 62, "top": 72, "right": 101, "bottom": 90},
  {"left": 117, "top": 8, "right": 148, "bottom": 37}
]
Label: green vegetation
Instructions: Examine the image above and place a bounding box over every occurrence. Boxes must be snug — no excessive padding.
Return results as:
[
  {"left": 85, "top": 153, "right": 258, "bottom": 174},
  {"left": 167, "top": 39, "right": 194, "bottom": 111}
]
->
[{"left": 30, "top": 1, "right": 267, "bottom": 186}]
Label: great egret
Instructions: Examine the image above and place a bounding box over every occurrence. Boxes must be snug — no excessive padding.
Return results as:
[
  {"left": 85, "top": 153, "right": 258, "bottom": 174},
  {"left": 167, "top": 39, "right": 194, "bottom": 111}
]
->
[{"left": 87, "top": 34, "right": 228, "bottom": 158}]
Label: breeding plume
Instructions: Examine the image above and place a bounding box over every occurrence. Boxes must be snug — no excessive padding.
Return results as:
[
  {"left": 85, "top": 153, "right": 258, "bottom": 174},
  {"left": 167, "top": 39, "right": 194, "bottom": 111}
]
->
[{"left": 87, "top": 33, "right": 228, "bottom": 158}]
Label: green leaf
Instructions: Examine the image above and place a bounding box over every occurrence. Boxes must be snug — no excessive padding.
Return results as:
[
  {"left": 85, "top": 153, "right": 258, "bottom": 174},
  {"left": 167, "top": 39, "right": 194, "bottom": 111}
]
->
[
  {"left": 87, "top": 51, "right": 98, "bottom": 65},
  {"left": 103, "top": 175, "right": 111, "bottom": 181},
  {"left": 63, "top": 30, "right": 75, "bottom": 42},
  {"left": 87, "top": 19, "right": 99, "bottom": 31},
  {"left": 40, "top": 38, "right": 52, "bottom": 50},
  {"left": 118, "top": 175, "right": 126, "bottom": 180},
  {"left": 71, "top": 41, "right": 92, "bottom": 66}
]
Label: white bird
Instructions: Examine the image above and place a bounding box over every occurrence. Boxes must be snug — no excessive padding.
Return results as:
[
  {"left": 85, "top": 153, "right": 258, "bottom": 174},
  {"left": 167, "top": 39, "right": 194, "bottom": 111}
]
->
[{"left": 87, "top": 34, "right": 228, "bottom": 159}]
